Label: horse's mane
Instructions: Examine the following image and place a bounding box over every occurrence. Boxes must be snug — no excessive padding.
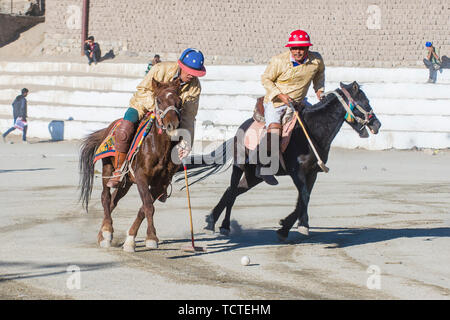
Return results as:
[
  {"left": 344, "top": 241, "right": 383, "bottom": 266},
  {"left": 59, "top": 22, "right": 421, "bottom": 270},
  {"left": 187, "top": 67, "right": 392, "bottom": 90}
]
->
[{"left": 300, "top": 91, "right": 339, "bottom": 116}]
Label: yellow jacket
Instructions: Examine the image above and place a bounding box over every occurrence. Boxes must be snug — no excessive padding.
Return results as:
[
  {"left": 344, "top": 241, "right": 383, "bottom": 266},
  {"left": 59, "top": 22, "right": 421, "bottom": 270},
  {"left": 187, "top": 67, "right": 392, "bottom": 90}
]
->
[
  {"left": 261, "top": 50, "right": 325, "bottom": 108},
  {"left": 129, "top": 61, "right": 201, "bottom": 143}
]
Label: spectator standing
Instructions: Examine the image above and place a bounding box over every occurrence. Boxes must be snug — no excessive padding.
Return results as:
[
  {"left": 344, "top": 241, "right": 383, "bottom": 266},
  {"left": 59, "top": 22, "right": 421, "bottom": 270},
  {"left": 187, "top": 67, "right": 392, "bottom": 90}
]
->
[
  {"left": 84, "top": 36, "right": 101, "bottom": 65},
  {"left": 2, "top": 88, "right": 29, "bottom": 144},
  {"left": 423, "top": 42, "right": 442, "bottom": 83}
]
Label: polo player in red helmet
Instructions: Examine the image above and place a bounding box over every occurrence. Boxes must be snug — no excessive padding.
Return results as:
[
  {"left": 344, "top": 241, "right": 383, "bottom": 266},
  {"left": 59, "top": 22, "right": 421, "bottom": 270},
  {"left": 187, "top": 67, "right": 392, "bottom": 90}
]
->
[
  {"left": 107, "top": 48, "right": 206, "bottom": 188},
  {"left": 257, "top": 29, "right": 325, "bottom": 185}
]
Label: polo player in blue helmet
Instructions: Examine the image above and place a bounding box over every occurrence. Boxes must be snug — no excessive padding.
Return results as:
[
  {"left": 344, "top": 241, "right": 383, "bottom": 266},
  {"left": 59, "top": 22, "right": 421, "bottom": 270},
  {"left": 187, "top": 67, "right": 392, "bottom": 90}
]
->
[{"left": 107, "top": 48, "right": 206, "bottom": 188}]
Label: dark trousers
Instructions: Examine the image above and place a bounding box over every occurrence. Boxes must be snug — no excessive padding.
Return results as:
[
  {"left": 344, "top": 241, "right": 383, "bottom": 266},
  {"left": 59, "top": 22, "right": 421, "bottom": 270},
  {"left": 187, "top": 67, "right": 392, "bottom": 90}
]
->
[
  {"left": 85, "top": 48, "right": 101, "bottom": 64},
  {"left": 2, "top": 117, "right": 27, "bottom": 141},
  {"left": 423, "top": 58, "right": 438, "bottom": 83}
]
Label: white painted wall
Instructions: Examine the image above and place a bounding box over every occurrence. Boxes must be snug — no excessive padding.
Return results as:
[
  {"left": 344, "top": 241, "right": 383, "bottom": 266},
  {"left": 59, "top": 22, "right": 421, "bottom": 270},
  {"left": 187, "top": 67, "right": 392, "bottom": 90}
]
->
[{"left": 0, "top": 61, "right": 449, "bottom": 149}]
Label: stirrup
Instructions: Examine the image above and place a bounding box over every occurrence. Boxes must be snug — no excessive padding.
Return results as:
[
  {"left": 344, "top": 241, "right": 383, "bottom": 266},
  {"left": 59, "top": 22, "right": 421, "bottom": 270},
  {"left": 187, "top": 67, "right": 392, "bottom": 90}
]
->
[{"left": 255, "top": 165, "right": 279, "bottom": 186}]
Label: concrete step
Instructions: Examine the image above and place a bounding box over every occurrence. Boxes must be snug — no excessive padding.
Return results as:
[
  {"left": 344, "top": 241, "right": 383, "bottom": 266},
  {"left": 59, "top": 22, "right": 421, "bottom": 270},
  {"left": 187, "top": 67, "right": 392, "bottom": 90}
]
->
[
  {"left": 0, "top": 102, "right": 124, "bottom": 122},
  {"left": 333, "top": 129, "right": 450, "bottom": 150},
  {"left": 1, "top": 61, "right": 449, "bottom": 149},
  {"left": 0, "top": 114, "right": 109, "bottom": 140},
  {"left": 0, "top": 61, "right": 147, "bottom": 77},
  {"left": 0, "top": 102, "right": 253, "bottom": 126},
  {"left": 1, "top": 105, "right": 448, "bottom": 136},
  {"left": 2, "top": 115, "right": 448, "bottom": 150},
  {"left": 1, "top": 61, "right": 450, "bottom": 83},
  {"left": 0, "top": 73, "right": 142, "bottom": 92},
  {"left": 1, "top": 84, "right": 449, "bottom": 115},
  {"left": 1, "top": 95, "right": 449, "bottom": 130}
]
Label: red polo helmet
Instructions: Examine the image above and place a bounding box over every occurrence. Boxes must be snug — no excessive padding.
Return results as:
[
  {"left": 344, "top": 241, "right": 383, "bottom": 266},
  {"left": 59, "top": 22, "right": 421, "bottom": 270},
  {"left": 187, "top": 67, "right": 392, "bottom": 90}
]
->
[{"left": 285, "top": 29, "right": 313, "bottom": 47}]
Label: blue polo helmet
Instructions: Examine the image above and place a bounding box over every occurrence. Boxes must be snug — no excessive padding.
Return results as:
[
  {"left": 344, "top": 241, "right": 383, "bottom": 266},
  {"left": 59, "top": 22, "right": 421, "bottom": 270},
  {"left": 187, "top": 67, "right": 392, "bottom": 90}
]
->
[{"left": 177, "top": 48, "right": 206, "bottom": 77}]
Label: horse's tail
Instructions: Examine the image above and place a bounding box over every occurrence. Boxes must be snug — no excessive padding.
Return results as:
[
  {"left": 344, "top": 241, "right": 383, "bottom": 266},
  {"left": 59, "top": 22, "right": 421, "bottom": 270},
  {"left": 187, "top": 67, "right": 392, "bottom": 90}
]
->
[
  {"left": 175, "top": 138, "right": 235, "bottom": 188},
  {"left": 79, "top": 123, "right": 114, "bottom": 212}
]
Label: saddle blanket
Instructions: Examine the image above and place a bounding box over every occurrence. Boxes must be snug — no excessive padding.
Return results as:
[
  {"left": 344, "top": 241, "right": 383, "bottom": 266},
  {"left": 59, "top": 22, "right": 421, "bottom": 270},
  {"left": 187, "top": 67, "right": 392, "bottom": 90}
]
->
[
  {"left": 244, "top": 116, "right": 297, "bottom": 153},
  {"left": 93, "top": 113, "right": 153, "bottom": 165}
]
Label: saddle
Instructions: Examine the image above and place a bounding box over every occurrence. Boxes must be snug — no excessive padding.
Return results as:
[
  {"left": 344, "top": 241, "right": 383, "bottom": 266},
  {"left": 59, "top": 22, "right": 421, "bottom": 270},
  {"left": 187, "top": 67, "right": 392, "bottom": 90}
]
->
[
  {"left": 93, "top": 112, "right": 155, "bottom": 165},
  {"left": 245, "top": 97, "right": 297, "bottom": 152}
]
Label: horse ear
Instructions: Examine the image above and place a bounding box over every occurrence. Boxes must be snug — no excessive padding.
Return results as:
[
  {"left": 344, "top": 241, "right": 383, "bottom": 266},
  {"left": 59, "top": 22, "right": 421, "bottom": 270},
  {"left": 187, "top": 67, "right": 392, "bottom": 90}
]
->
[
  {"left": 352, "top": 81, "right": 360, "bottom": 93},
  {"left": 152, "top": 78, "right": 161, "bottom": 91},
  {"left": 172, "top": 78, "right": 181, "bottom": 90}
]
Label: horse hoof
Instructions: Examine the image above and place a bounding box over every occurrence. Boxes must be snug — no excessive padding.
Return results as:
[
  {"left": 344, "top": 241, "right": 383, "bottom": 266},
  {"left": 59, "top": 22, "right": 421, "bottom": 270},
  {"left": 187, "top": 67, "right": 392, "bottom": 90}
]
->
[
  {"left": 99, "top": 231, "right": 112, "bottom": 248},
  {"left": 276, "top": 230, "right": 288, "bottom": 242},
  {"left": 123, "top": 235, "right": 135, "bottom": 252},
  {"left": 298, "top": 226, "right": 310, "bottom": 236},
  {"left": 219, "top": 227, "right": 230, "bottom": 236},
  {"left": 145, "top": 240, "right": 158, "bottom": 249},
  {"left": 204, "top": 224, "right": 215, "bottom": 234},
  {"left": 100, "top": 239, "right": 111, "bottom": 248}
]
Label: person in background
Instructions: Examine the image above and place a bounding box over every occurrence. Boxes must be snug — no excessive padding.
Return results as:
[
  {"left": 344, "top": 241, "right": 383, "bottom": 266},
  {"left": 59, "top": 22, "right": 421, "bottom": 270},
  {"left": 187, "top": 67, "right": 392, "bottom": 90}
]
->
[
  {"left": 146, "top": 54, "right": 162, "bottom": 74},
  {"left": 423, "top": 42, "right": 442, "bottom": 83},
  {"left": 25, "top": 0, "right": 41, "bottom": 16},
  {"left": 2, "top": 88, "right": 29, "bottom": 144},
  {"left": 84, "top": 36, "right": 101, "bottom": 65}
]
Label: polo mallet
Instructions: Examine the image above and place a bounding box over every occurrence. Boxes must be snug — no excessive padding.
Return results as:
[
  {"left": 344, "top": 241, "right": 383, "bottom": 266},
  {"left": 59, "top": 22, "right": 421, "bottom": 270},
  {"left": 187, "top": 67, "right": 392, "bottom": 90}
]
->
[
  {"left": 181, "top": 159, "right": 207, "bottom": 253},
  {"left": 289, "top": 102, "right": 329, "bottom": 173}
]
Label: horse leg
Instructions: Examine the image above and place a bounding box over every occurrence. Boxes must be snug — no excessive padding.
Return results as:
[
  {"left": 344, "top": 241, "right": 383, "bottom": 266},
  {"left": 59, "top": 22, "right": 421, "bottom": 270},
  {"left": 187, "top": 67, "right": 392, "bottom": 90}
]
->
[
  {"left": 277, "top": 166, "right": 308, "bottom": 241},
  {"left": 204, "top": 165, "right": 244, "bottom": 233},
  {"left": 123, "top": 206, "right": 145, "bottom": 252},
  {"left": 296, "top": 171, "right": 318, "bottom": 235},
  {"left": 135, "top": 178, "right": 158, "bottom": 249},
  {"left": 219, "top": 165, "right": 263, "bottom": 235},
  {"left": 215, "top": 165, "right": 244, "bottom": 235},
  {"left": 109, "top": 179, "right": 133, "bottom": 212},
  {"left": 98, "top": 161, "right": 114, "bottom": 248}
]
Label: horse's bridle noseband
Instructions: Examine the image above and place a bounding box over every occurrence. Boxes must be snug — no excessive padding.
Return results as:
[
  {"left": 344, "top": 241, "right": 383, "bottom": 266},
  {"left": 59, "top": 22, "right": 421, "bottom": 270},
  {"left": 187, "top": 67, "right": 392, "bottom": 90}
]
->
[
  {"left": 328, "top": 85, "right": 374, "bottom": 129},
  {"left": 155, "top": 102, "right": 181, "bottom": 131}
]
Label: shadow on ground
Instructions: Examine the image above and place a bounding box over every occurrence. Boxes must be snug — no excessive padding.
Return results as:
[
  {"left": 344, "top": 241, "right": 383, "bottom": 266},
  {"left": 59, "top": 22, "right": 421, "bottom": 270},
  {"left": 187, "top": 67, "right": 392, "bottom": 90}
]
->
[
  {"left": 0, "top": 168, "right": 54, "bottom": 173},
  {"left": 0, "top": 261, "right": 117, "bottom": 282},
  {"left": 162, "top": 226, "right": 450, "bottom": 259}
]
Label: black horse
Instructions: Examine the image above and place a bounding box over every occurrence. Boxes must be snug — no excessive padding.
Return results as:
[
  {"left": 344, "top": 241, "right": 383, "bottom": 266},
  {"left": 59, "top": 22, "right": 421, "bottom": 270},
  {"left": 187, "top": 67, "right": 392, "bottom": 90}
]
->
[{"left": 180, "top": 82, "right": 382, "bottom": 241}]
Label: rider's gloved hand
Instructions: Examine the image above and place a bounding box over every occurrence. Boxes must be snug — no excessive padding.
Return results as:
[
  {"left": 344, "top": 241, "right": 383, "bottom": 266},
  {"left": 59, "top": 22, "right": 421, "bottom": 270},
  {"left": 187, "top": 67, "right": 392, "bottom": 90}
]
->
[{"left": 177, "top": 140, "right": 191, "bottom": 161}]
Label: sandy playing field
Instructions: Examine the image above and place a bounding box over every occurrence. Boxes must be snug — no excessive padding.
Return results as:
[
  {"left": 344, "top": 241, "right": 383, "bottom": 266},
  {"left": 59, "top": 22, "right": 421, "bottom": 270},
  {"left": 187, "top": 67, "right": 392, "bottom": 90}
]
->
[{"left": 0, "top": 137, "right": 449, "bottom": 300}]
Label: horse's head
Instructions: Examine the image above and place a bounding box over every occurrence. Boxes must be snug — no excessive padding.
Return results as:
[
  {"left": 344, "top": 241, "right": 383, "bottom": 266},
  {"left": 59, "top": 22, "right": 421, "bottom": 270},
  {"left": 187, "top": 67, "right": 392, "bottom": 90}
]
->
[
  {"left": 152, "top": 78, "right": 182, "bottom": 135},
  {"left": 339, "top": 81, "right": 382, "bottom": 138}
]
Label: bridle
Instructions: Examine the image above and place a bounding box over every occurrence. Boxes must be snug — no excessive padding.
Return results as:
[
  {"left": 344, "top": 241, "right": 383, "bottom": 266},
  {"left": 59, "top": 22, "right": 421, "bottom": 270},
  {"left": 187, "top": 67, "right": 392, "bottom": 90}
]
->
[
  {"left": 327, "top": 84, "right": 374, "bottom": 128},
  {"left": 154, "top": 96, "right": 181, "bottom": 131}
]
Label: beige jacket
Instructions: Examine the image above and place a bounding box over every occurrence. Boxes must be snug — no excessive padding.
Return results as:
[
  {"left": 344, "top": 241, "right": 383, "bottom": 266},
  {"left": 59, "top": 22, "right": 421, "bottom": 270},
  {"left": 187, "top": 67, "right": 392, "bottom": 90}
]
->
[
  {"left": 261, "top": 50, "right": 325, "bottom": 108},
  {"left": 129, "top": 61, "right": 201, "bottom": 144}
]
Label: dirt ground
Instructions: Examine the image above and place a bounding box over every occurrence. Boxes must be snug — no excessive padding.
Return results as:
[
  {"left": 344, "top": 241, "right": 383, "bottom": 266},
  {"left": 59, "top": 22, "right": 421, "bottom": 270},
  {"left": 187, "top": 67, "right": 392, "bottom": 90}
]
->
[{"left": 0, "top": 136, "right": 449, "bottom": 300}]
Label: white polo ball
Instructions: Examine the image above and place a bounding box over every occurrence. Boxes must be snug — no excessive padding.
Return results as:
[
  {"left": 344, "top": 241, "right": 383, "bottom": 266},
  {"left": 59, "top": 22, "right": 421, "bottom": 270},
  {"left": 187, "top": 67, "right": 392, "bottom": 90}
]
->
[{"left": 241, "top": 255, "right": 250, "bottom": 266}]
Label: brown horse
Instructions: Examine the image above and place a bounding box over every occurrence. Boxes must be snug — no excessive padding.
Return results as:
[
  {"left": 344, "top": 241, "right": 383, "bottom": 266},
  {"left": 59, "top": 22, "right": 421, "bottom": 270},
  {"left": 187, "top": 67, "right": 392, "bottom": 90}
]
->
[{"left": 79, "top": 78, "right": 182, "bottom": 252}]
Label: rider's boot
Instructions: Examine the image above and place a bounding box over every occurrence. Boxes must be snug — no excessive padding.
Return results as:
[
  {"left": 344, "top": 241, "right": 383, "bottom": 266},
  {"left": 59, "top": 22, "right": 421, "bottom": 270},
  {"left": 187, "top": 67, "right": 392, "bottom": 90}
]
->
[
  {"left": 255, "top": 123, "right": 281, "bottom": 186},
  {"left": 106, "top": 119, "right": 135, "bottom": 188}
]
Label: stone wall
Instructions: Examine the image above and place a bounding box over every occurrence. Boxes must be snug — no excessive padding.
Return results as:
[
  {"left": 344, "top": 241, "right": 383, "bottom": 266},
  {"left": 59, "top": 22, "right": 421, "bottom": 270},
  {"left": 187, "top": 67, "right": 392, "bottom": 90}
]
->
[
  {"left": 0, "top": 13, "right": 44, "bottom": 46},
  {"left": 42, "top": 0, "right": 450, "bottom": 67},
  {"left": 0, "top": 0, "right": 43, "bottom": 15},
  {"left": 0, "top": 0, "right": 29, "bottom": 14}
]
